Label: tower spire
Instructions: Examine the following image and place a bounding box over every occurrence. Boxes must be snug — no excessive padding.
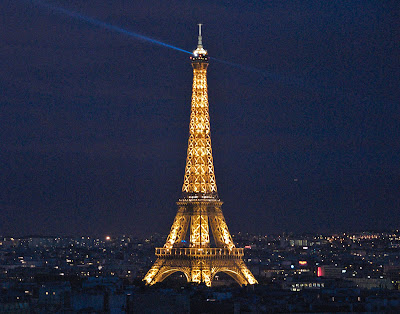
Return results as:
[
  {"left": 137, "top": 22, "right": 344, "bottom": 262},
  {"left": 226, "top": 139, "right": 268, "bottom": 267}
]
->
[
  {"left": 193, "top": 24, "right": 207, "bottom": 57},
  {"left": 197, "top": 23, "right": 203, "bottom": 48}
]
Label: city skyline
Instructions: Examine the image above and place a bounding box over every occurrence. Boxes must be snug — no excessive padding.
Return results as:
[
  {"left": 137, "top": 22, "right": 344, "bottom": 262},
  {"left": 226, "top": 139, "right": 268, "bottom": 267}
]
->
[
  {"left": 3, "top": 230, "right": 400, "bottom": 312},
  {"left": 1, "top": 0, "right": 399, "bottom": 236}
]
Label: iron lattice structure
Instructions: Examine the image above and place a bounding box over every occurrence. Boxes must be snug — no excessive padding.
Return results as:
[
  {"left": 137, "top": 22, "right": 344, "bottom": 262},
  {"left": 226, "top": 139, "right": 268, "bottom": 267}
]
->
[{"left": 143, "top": 26, "right": 257, "bottom": 287}]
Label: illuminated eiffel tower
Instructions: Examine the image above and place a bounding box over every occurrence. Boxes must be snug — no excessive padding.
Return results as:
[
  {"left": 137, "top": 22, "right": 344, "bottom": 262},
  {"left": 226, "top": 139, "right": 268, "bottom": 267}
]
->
[{"left": 143, "top": 25, "right": 257, "bottom": 287}]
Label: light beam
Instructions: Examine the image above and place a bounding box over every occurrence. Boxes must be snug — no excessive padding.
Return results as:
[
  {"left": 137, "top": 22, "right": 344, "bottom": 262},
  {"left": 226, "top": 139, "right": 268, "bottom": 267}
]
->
[
  {"left": 28, "top": 0, "right": 310, "bottom": 89},
  {"left": 29, "top": 0, "right": 192, "bottom": 55}
]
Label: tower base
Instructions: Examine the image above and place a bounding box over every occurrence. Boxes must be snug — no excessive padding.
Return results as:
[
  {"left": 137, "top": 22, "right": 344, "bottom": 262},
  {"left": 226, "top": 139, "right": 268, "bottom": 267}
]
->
[{"left": 143, "top": 248, "right": 257, "bottom": 287}]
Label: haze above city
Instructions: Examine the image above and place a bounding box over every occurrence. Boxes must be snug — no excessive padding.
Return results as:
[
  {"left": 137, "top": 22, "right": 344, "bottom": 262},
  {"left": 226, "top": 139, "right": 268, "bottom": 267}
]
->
[{"left": 1, "top": 0, "right": 399, "bottom": 236}]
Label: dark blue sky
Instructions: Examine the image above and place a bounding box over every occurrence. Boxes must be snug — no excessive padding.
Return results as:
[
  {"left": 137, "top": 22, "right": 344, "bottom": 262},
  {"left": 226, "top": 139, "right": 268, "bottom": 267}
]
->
[{"left": 1, "top": 0, "right": 399, "bottom": 236}]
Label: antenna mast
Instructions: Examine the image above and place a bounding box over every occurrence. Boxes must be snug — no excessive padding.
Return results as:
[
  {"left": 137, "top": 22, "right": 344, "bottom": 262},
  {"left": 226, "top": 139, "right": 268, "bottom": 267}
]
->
[{"left": 197, "top": 23, "right": 203, "bottom": 48}]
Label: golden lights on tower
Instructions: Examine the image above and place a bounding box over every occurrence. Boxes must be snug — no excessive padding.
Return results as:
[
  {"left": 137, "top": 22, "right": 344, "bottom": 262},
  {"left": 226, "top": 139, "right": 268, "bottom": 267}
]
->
[{"left": 143, "top": 25, "right": 257, "bottom": 287}]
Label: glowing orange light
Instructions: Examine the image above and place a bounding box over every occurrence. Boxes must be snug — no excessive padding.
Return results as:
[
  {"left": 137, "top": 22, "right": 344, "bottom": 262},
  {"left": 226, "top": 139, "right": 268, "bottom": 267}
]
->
[
  {"left": 142, "top": 26, "right": 257, "bottom": 287},
  {"left": 299, "top": 261, "right": 307, "bottom": 266}
]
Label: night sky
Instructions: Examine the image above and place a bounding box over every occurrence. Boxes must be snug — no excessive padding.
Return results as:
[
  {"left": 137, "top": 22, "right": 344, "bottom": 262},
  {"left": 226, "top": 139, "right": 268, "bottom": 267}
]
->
[{"left": 1, "top": 0, "right": 399, "bottom": 236}]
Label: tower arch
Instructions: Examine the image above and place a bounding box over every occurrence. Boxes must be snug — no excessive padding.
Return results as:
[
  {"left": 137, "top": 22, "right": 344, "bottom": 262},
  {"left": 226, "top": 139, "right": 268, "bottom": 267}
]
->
[
  {"left": 211, "top": 268, "right": 249, "bottom": 286},
  {"left": 153, "top": 267, "right": 191, "bottom": 284}
]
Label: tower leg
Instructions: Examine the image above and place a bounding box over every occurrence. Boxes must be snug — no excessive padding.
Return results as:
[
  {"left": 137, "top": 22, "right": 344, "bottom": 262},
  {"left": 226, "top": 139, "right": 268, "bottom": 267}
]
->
[
  {"left": 235, "top": 260, "right": 258, "bottom": 285},
  {"left": 191, "top": 259, "right": 212, "bottom": 286},
  {"left": 164, "top": 206, "right": 190, "bottom": 248},
  {"left": 144, "top": 259, "right": 192, "bottom": 285},
  {"left": 209, "top": 207, "right": 235, "bottom": 249},
  {"left": 143, "top": 258, "right": 165, "bottom": 285},
  {"left": 190, "top": 205, "right": 210, "bottom": 247}
]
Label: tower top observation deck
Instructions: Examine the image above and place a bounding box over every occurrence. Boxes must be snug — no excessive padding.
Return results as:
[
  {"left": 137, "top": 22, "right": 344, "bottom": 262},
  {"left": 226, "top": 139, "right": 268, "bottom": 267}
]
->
[{"left": 191, "top": 24, "right": 208, "bottom": 63}]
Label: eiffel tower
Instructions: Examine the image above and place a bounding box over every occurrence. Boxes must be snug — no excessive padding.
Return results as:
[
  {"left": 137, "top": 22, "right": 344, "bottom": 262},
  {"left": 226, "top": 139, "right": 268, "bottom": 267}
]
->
[{"left": 143, "top": 25, "right": 257, "bottom": 287}]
